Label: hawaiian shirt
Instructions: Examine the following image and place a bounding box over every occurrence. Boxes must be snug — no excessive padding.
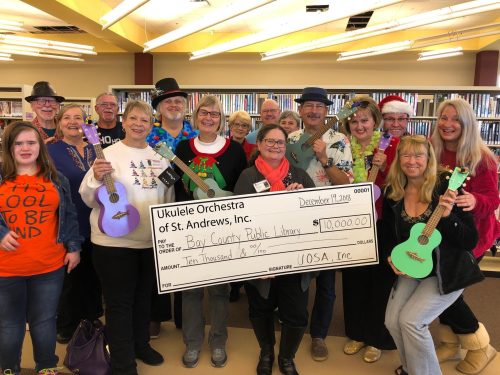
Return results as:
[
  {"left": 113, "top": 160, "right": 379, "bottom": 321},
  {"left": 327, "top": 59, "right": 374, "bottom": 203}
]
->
[{"left": 147, "top": 120, "right": 198, "bottom": 152}]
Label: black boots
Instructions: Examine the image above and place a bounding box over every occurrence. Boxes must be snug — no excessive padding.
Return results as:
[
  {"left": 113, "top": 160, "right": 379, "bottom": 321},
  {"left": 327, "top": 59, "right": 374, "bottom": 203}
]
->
[
  {"left": 278, "top": 325, "right": 306, "bottom": 375},
  {"left": 250, "top": 317, "right": 276, "bottom": 375}
]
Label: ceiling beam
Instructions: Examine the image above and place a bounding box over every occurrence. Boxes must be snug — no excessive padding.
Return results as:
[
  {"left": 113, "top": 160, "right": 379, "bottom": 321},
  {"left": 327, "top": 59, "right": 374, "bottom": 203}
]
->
[{"left": 20, "top": 0, "right": 145, "bottom": 52}]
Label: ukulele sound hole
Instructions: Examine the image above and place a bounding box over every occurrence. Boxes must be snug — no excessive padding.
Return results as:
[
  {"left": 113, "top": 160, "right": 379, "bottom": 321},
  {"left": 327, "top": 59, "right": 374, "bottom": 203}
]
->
[
  {"left": 207, "top": 189, "right": 215, "bottom": 198},
  {"left": 109, "top": 192, "right": 120, "bottom": 203},
  {"left": 417, "top": 235, "right": 429, "bottom": 245}
]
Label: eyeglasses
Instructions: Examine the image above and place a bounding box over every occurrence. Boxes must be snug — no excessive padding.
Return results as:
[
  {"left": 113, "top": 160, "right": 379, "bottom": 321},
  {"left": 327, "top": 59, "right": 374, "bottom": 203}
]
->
[
  {"left": 97, "top": 102, "right": 118, "bottom": 108},
  {"left": 262, "top": 138, "right": 286, "bottom": 148},
  {"left": 198, "top": 109, "right": 221, "bottom": 118},
  {"left": 231, "top": 122, "right": 250, "bottom": 129},
  {"left": 383, "top": 116, "right": 409, "bottom": 124},
  {"left": 261, "top": 108, "right": 279, "bottom": 114},
  {"left": 400, "top": 153, "right": 427, "bottom": 160},
  {"left": 33, "top": 98, "right": 59, "bottom": 106},
  {"left": 163, "top": 97, "right": 186, "bottom": 106},
  {"left": 301, "top": 103, "right": 326, "bottom": 110}
]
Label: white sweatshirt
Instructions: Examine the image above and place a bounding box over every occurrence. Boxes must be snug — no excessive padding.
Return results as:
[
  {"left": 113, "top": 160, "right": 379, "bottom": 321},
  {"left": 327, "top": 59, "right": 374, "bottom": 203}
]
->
[{"left": 79, "top": 141, "right": 174, "bottom": 249}]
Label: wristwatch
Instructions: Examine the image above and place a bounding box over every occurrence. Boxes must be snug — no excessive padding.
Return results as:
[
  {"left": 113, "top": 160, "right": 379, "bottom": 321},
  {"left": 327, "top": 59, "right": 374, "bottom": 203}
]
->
[{"left": 322, "top": 158, "right": 334, "bottom": 169}]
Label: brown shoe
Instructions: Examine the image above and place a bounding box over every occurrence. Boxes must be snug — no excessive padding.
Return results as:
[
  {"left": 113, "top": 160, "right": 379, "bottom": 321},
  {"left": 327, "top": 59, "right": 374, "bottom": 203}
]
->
[
  {"left": 149, "top": 321, "right": 161, "bottom": 339},
  {"left": 311, "top": 338, "right": 328, "bottom": 361}
]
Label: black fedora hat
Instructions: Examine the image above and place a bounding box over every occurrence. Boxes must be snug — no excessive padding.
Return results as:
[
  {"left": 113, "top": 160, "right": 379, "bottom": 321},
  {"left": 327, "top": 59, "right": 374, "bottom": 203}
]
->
[
  {"left": 294, "top": 87, "right": 333, "bottom": 106},
  {"left": 151, "top": 77, "right": 188, "bottom": 108},
  {"left": 25, "top": 81, "right": 65, "bottom": 103}
]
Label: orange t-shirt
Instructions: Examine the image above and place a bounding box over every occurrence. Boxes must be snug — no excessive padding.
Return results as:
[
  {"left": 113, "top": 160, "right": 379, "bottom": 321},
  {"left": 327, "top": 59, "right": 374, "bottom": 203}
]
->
[{"left": 0, "top": 174, "right": 65, "bottom": 276}]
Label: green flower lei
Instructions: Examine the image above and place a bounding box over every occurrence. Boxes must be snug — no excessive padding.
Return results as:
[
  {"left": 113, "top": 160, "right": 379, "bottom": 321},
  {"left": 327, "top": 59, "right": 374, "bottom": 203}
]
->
[{"left": 351, "top": 131, "right": 381, "bottom": 183}]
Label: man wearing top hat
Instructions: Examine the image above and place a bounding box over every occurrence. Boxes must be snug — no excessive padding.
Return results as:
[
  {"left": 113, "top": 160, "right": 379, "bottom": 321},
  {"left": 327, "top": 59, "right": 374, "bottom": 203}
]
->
[
  {"left": 147, "top": 78, "right": 198, "bottom": 339},
  {"left": 25, "top": 81, "right": 65, "bottom": 143},
  {"left": 147, "top": 77, "right": 198, "bottom": 151},
  {"left": 288, "top": 87, "right": 353, "bottom": 362}
]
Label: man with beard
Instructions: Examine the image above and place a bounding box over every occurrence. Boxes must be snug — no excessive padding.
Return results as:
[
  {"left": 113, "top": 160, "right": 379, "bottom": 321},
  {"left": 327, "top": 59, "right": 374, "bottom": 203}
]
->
[
  {"left": 94, "top": 92, "right": 124, "bottom": 148},
  {"left": 147, "top": 77, "right": 197, "bottom": 339},
  {"left": 246, "top": 98, "right": 281, "bottom": 144},
  {"left": 25, "top": 81, "right": 65, "bottom": 144},
  {"left": 288, "top": 87, "right": 353, "bottom": 362},
  {"left": 147, "top": 77, "right": 197, "bottom": 150}
]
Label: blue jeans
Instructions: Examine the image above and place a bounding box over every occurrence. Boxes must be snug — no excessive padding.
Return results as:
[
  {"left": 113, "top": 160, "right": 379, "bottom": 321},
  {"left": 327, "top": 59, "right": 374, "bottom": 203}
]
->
[
  {"left": 385, "top": 276, "right": 462, "bottom": 375},
  {"left": 309, "top": 270, "right": 336, "bottom": 339},
  {"left": 0, "top": 267, "right": 65, "bottom": 372}
]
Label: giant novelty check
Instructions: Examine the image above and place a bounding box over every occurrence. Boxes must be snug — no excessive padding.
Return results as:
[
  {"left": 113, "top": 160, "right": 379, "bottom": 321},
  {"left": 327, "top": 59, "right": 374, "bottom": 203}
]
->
[{"left": 150, "top": 183, "right": 378, "bottom": 293}]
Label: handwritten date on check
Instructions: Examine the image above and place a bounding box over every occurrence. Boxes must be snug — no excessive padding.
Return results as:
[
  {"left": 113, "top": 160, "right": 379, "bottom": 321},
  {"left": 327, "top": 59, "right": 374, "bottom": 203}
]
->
[{"left": 150, "top": 183, "right": 378, "bottom": 293}]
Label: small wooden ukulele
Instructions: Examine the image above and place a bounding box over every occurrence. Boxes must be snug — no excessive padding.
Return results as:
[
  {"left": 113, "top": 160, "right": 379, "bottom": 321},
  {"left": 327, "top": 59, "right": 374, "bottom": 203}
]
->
[
  {"left": 390, "top": 167, "right": 470, "bottom": 278},
  {"left": 153, "top": 142, "right": 233, "bottom": 200},
  {"left": 81, "top": 122, "right": 140, "bottom": 237}
]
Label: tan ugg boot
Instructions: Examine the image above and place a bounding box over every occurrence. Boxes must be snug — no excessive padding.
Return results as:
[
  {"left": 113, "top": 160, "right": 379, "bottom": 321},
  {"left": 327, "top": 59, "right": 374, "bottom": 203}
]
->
[
  {"left": 456, "top": 323, "right": 497, "bottom": 374},
  {"left": 435, "top": 324, "right": 461, "bottom": 363}
]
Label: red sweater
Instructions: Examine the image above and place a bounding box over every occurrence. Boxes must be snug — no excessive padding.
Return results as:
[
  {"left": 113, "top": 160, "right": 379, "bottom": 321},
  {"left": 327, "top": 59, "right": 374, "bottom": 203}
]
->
[{"left": 441, "top": 148, "right": 500, "bottom": 258}]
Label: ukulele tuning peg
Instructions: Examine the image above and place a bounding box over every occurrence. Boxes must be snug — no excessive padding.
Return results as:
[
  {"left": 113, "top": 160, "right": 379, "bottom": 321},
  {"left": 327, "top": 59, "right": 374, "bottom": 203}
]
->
[
  {"left": 445, "top": 175, "right": 450, "bottom": 180},
  {"left": 462, "top": 183, "right": 466, "bottom": 188},
  {"left": 466, "top": 176, "right": 471, "bottom": 180},
  {"left": 86, "top": 115, "right": 93, "bottom": 125}
]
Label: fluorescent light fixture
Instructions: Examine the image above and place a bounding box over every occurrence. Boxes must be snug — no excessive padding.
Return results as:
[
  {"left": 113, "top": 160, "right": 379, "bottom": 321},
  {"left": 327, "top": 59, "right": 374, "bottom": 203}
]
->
[
  {"left": 0, "top": 19, "right": 24, "bottom": 32},
  {"left": 418, "top": 47, "right": 463, "bottom": 61},
  {"left": 144, "top": 0, "right": 276, "bottom": 52},
  {"left": 262, "top": 0, "right": 500, "bottom": 60},
  {"left": 101, "top": 0, "right": 149, "bottom": 30},
  {"left": 0, "top": 57, "right": 13, "bottom": 61},
  {"left": 337, "top": 40, "right": 412, "bottom": 61},
  {"left": 0, "top": 35, "right": 96, "bottom": 57},
  {"left": 0, "top": 48, "right": 84, "bottom": 61},
  {"left": 190, "top": 0, "right": 402, "bottom": 60}
]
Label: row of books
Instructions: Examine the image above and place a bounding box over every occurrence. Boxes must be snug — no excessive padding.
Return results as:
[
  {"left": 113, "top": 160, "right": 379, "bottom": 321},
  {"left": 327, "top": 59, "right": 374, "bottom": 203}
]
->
[
  {"left": 479, "top": 121, "right": 500, "bottom": 145},
  {"left": 115, "top": 90, "right": 152, "bottom": 113},
  {"left": 407, "top": 119, "right": 434, "bottom": 137},
  {"left": 0, "top": 100, "right": 23, "bottom": 117}
]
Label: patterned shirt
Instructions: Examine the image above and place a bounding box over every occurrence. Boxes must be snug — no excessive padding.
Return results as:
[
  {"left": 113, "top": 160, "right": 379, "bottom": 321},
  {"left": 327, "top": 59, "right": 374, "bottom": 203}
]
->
[
  {"left": 147, "top": 120, "right": 198, "bottom": 152},
  {"left": 288, "top": 128, "right": 353, "bottom": 186}
]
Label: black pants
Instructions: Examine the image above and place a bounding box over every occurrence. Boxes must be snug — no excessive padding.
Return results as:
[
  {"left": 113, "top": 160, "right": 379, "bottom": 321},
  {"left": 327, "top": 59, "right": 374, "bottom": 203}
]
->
[
  {"left": 92, "top": 244, "right": 155, "bottom": 375},
  {"left": 57, "top": 238, "right": 103, "bottom": 336},
  {"left": 342, "top": 263, "right": 396, "bottom": 350},
  {"left": 150, "top": 284, "right": 182, "bottom": 327},
  {"left": 244, "top": 273, "right": 309, "bottom": 327}
]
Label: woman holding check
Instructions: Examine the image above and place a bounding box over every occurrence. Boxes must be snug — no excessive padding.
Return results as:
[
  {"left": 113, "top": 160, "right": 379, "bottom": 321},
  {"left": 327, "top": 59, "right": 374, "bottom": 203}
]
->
[{"left": 234, "top": 124, "right": 315, "bottom": 375}]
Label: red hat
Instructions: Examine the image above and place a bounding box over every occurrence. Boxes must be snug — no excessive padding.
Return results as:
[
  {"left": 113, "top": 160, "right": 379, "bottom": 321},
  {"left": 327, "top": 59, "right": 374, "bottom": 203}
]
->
[{"left": 378, "top": 95, "right": 413, "bottom": 117}]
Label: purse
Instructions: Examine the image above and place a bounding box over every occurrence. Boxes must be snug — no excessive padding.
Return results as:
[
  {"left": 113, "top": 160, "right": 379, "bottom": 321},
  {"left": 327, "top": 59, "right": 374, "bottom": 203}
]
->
[{"left": 63, "top": 319, "right": 111, "bottom": 375}]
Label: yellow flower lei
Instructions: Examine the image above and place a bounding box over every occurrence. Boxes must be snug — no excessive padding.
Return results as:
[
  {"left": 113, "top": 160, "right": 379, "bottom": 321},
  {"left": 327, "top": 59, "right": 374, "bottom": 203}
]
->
[{"left": 351, "top": 131, "right": 381, "bottom": 183}]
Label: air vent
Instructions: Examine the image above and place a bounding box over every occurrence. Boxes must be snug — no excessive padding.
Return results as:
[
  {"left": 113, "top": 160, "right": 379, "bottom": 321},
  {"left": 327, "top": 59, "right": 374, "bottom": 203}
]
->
[
  {"left": 345, "top": 11, "right": 373, "bottom": 31},
  {"left": 31, "top": 26, "right": 85, "bottom": 34},
  {"left": 306, "top": 4, "right": 329, "bottom": 12}
]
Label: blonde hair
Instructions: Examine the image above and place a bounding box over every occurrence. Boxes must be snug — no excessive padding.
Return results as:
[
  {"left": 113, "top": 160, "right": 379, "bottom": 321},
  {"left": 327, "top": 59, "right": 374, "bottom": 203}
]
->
[
  {"left": 192, "top": 95, "right": 225, "bottom": 134},
  {"left": 55, "top": 104, "right": 86, "bottom": 139},
  {"left": 342, "top": 95, "right": 382, "bottom": 135},
  {"left": 228, "top": 110, "right": 251, "bottom": 129},
  {"left": 431, "top": 98, "right": 497, "bottom": 176},
  {"left": 123, "top": 100, "right": 154, "bottom": 123},
  {"left": 385, "top": 135, "right": 438, "bottom": 203}
]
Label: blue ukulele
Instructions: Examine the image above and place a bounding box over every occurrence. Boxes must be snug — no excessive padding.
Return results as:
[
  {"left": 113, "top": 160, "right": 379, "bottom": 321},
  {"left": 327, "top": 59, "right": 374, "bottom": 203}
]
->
[{"left": 390, "top": 167, "right": 470, "bottom": 278}]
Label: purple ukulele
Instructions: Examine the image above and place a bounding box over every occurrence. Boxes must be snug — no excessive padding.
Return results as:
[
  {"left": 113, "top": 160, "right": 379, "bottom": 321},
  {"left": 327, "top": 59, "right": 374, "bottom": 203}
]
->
[
  {"left": 368, "top": 132, "right": 393, "bottom": 202},
  {"left": 82, "top": 123, "right": 140, "bottom": 237}
]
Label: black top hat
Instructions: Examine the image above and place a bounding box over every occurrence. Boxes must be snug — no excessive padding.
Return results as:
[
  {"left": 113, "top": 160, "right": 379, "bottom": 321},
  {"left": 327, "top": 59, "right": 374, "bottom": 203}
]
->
[
  {"left": 294, "top": 87, "right": 333, "bottom": 106},
  {"left": 25, "top": 81, "right": 65, "bottom": 103},
  {"left": 151, "top": 78, "right": 188, "bottom": 108}
]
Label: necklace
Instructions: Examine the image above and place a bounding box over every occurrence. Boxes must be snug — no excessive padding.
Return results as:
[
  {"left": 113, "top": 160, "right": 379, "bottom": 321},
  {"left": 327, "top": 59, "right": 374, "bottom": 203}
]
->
[{"left": 351, "top": 131, "right": 381, "bottom": 183}]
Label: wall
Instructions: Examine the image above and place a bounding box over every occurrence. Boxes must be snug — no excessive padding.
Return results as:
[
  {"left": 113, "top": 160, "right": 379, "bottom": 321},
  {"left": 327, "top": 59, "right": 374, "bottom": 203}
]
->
[{"left": 0, "top": 51, "right": 480, "bottom": 98}]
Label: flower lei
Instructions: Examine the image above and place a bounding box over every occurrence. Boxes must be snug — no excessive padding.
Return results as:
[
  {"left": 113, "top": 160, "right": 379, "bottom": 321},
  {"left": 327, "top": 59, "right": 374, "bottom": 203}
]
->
[{"left": 351, "top": 131, "right": 381, "bottom": 183}]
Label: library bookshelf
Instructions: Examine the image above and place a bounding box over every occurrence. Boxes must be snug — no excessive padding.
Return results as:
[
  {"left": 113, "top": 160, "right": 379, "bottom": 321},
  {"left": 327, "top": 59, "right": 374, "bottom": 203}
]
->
[{"left": 109, "top": 85, "right": 500, "bottom": 146}]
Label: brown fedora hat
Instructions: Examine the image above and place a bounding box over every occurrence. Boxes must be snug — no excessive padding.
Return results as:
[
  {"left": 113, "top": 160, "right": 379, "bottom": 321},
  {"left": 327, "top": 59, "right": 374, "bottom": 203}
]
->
[{"left": 25, "top": 81, "right": 65, "bottom": 103}]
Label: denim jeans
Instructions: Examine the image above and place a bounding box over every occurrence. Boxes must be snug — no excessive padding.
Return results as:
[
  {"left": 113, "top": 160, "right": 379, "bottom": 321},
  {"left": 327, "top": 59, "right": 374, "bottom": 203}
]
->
[
  {"left": 0, "top": 267, "right": 65, "bottom": 372},
  {"left": 309, "top": 270, "right": 336, "bottom": 339},
  {"left": 385, "top": 276, "right": 463, "bottom": 375}
]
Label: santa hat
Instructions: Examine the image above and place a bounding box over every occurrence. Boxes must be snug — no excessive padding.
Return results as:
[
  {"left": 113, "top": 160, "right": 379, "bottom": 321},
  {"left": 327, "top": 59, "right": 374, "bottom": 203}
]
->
[{"left": 378, "top": 95, "right": 413, "bottom": 117}]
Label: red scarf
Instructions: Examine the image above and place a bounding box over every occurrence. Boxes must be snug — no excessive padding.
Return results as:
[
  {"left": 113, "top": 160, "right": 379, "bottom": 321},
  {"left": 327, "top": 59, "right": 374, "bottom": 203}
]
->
[{"left": 254, "top": 155, "right": 289, "bottom": 192}]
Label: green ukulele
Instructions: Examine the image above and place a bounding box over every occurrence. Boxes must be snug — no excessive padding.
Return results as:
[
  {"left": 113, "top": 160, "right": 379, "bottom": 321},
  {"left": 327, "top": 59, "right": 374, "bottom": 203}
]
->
[{"left": 390, "top": 167, "right": 470, "bottom": 278}]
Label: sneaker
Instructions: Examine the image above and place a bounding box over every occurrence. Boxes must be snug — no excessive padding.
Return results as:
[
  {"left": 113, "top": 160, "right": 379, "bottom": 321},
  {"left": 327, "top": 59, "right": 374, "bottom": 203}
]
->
[
  {"left": 136, "top": 345, "right": 164, "bottom": 366},
  {"left": 211, "top": 348, "right": 228, "bottom": 367},
  {"left": 311, "top": 338, "right": 328, "bottom": 361},
  {"left": 37, "top": 368, "right": 60, "bottom": 375},
  {"left": 182, "top": 348, "right": 200, "bottom": 368},
  {"left": 343, "top": 339, "right": 365, "bottom": 355},
  {"left": 149, "top": 321, "right": 161, "bottom": 339}
]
